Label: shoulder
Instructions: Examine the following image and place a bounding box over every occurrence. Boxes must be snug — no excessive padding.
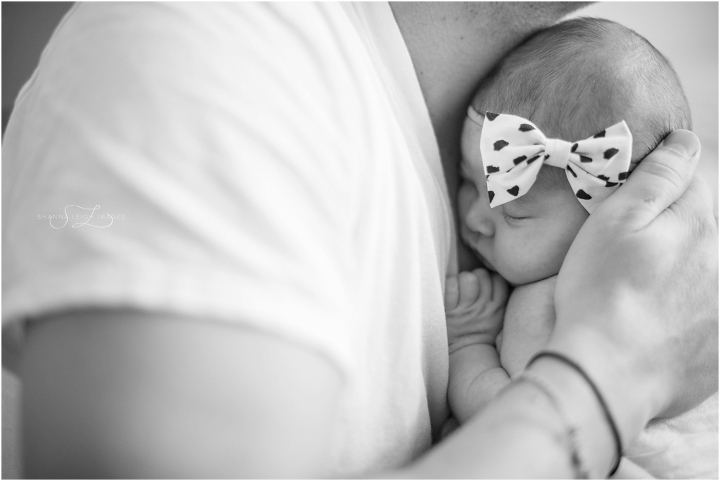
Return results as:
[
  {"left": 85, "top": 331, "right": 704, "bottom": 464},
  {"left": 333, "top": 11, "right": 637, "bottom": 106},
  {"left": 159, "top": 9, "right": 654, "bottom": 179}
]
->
[{"left": 9, "top": 2, "right": 380, "bottom": 181}]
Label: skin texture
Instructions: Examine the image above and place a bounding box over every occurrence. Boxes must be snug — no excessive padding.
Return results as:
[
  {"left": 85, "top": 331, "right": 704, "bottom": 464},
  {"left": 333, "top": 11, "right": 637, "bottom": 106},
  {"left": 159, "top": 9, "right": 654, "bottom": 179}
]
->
[{"left": 22, "top": 311, "right": 344, "bottom": 478}]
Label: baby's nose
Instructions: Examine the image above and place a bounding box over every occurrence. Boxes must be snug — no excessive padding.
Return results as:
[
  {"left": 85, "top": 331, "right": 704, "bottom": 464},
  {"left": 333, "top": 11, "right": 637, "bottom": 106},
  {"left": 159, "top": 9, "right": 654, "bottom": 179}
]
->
[{"left": 465, "top": 198, "right": 494, "bottom": 237}]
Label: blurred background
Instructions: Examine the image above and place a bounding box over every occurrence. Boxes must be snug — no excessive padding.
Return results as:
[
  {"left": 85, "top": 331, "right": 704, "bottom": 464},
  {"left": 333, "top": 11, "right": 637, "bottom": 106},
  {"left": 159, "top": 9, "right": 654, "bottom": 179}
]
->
[
  {"left": 2, "top": 2, "right": 717, "bottom": 478},
  {"left": 2, "top": 2, "right": 73, "bottom": 132}
]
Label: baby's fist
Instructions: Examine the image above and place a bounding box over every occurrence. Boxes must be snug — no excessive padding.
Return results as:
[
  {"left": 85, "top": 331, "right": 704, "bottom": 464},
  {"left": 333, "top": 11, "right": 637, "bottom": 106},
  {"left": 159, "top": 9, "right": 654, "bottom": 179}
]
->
[{"left": 445, "top": 269, "right": 509, "bottom": 350}]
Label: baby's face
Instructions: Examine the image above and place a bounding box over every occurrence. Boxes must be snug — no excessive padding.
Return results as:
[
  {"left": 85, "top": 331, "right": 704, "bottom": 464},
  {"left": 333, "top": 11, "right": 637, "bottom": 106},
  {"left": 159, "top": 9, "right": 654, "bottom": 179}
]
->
[{"left": 459, "top": 115, "right": 589, "bottom": 286}]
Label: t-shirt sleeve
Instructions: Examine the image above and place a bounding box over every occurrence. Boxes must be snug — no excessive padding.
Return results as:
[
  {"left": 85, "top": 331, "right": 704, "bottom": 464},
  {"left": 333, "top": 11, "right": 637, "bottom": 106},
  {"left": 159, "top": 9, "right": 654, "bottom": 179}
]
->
[{"left": 2, "top": 3, "right": 364, "bottom": 372}]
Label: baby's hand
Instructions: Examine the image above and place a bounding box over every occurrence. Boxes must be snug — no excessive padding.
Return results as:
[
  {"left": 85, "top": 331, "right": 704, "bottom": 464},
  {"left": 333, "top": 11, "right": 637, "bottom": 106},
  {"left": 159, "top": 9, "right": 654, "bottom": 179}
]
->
[{"left": 445, "top": 269, "right": 509, "bottom": 353}]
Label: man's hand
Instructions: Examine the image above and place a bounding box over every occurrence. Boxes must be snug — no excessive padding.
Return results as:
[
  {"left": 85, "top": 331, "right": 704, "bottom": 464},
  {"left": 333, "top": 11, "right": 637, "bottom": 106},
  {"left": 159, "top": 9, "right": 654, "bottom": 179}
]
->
[
  {"left": 445, "top": 269, "right": 509, "bottom": 353},
  {"left": 549, "top": 130, "right": 717, "bottom": 444}
]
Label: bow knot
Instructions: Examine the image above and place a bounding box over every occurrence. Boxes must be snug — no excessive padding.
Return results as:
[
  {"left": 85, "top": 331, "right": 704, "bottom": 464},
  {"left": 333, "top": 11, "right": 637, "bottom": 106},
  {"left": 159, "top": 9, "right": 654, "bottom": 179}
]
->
[
  {"left": 477, "top": 110, "right": 632, "bottom": 213},
  {"left": 543, "top": 138, "right": 572, "bottom": 169}
]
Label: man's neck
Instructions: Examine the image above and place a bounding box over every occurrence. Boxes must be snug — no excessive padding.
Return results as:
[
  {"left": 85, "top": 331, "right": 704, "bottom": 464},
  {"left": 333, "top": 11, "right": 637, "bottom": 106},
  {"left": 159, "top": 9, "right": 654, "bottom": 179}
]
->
[{"left": 390, "top": 2, "right": 587, "bottom": 271}]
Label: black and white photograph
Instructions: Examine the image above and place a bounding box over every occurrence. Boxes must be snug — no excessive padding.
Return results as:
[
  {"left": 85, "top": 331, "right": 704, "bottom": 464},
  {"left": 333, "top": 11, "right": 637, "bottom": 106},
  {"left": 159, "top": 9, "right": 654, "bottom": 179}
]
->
[{"left": 2, "top": 2, "right": 718, "bottom": 478}]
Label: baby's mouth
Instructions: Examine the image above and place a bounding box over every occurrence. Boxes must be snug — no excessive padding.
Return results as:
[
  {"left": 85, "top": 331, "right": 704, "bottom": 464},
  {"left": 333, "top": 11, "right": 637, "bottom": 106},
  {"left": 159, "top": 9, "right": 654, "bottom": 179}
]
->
[{"left": 475, "top": 251, "right": 496, "bottom": 272}]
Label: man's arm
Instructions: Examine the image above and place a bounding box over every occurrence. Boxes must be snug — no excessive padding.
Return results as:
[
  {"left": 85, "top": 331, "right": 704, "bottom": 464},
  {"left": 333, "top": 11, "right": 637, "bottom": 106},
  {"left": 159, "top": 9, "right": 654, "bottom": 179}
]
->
[{"left": 22, "top": 309, "right": 344, "bottom": 478}]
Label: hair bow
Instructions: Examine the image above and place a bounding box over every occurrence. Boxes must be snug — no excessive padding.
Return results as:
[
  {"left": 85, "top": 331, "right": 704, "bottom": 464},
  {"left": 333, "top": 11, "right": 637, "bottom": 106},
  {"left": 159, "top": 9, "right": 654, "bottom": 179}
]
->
[{"left": 474, "top": 109, "right": 632, "bottom": 213}]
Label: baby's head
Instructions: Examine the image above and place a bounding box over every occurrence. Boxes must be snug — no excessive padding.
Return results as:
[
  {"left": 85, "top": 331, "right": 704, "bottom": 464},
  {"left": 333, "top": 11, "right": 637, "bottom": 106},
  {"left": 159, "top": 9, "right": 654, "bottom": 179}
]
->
[{"left": 459, "top": 17, "right": 691, "bottom": 286}]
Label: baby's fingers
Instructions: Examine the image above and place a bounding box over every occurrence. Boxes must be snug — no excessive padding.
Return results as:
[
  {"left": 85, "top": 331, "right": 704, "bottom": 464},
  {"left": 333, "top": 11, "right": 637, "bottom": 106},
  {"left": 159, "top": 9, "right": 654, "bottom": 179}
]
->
[
  {"left": 454, "top": 269, "right": 494, "bottom": 308},
  {"left": 444, "top": 276, "right": 460, "bottom": 311},
  {"left": 472, "top": 268, "right": 493, "bottom": 307},
  {"left": 458, "top": 271, "right": 481, "bottom": 305}
]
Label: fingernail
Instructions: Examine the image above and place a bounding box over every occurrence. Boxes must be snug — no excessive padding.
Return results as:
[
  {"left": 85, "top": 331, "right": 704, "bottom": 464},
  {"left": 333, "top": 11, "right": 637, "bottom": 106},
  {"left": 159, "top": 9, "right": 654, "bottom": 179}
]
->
[{"left": 662, "top": 130, "right": 700, "bottom": 158}]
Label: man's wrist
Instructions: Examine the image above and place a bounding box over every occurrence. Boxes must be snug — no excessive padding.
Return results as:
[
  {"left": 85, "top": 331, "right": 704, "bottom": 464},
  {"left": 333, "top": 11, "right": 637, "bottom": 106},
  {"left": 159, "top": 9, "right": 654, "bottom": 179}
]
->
[
  {"left": 525, "top": 355, "right": 619, "bottom": 477},
  {"left": 546, "top": 324, "right": 661, "bottom": 447},
  {"left": 409, "top": 378, "right": 577, "bottom": 478}
]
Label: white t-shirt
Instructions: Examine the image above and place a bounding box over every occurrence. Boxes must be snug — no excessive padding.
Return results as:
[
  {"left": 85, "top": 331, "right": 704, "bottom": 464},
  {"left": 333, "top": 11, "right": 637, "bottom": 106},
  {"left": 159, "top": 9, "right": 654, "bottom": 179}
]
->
[{"left": 2, "top": 2, "right": 455, "bottom": 475}]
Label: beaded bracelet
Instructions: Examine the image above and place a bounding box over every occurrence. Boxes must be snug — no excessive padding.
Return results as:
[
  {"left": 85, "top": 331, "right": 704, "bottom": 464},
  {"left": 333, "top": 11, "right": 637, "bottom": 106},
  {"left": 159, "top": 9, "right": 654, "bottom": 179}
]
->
[{"left": 526, "top": 351, "right": 623, "bottom": 477}]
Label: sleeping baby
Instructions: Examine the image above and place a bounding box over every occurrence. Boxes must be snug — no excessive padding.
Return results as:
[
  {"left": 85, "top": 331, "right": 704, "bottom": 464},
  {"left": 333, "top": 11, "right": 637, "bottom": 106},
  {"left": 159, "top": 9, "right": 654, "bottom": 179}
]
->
[{"left": 446, "top": 17, "right": 718, "bottom": 479}]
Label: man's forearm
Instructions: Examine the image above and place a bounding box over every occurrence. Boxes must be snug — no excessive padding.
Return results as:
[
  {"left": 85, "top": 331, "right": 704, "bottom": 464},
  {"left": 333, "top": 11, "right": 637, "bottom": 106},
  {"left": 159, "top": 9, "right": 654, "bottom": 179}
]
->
[
  {"left": 396, "top": 355, "right": 617, "bottom": 478},
  {"left": 399, "top": 379, "right": 575, "bottom": 478},
  {"left": 21, "top": 310, "right": 345, "bottom": 478}
]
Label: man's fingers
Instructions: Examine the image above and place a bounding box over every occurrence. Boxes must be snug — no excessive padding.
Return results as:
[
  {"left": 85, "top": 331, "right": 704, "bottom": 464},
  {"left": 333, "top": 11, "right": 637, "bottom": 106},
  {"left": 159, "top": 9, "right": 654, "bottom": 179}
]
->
[
  {"left": 673, "top": 173, "right": 715, "bottom": 218},
  {"left": 602, "top": 130, "right": 700, "bottom": 229},
  {"left": 670, "top": 175, "right": 718, "bottom": 244}
]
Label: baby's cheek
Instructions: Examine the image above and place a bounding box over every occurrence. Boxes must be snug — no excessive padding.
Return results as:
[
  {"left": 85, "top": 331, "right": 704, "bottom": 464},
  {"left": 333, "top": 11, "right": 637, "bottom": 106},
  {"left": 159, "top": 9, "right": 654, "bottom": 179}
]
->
[
  {"left": 495, "top": 244, "right": 538, "bottom": 286},
  {"left": 537, "top": 249, "right": 568, "bottom": 279},
  {"left": 532, "top": 230, "right": 579, "bottom": 279},
  {"left": 457, "top": 186, "right": 473, "bottom": 224},
  {"left": 498, "top": 234, "right": 565, "bottom": 285}
]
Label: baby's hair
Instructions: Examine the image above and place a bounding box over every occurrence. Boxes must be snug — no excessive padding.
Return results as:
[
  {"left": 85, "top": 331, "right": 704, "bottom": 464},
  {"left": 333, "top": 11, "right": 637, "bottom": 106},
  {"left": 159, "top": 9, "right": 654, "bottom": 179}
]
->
[{"left": 472, "top": 17, "right": 691, "bottom": 186}]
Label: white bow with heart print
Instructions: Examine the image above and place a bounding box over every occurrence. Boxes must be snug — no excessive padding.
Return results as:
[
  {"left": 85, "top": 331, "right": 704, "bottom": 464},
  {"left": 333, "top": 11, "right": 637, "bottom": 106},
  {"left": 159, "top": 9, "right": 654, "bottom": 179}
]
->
[{"left": 476, "top": 110, "right": 633, "bottom": 213}]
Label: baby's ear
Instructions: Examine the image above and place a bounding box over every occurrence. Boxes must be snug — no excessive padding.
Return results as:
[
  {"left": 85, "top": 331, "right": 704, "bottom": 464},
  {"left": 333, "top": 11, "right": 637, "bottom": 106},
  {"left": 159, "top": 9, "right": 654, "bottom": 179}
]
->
[{"left": 444, "top": 276, "right": 460, "bottom": 311}]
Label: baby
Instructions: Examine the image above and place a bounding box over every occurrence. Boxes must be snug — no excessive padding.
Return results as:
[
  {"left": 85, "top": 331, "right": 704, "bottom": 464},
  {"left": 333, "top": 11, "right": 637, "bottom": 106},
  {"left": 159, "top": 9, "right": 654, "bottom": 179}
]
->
[{"left": 446, "top": 17, "right": 718, "bottom": 479}]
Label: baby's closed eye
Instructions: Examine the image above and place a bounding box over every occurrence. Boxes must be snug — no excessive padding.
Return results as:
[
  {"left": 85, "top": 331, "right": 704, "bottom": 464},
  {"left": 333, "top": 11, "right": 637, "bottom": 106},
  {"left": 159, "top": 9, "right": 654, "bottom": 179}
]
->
[
  {"left": 501, "top": 205, "right": 533, "bottom": 224},
  {"left": 502, "top": 211, "right": 529, "bottom": 222}
]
